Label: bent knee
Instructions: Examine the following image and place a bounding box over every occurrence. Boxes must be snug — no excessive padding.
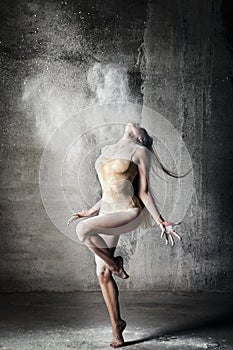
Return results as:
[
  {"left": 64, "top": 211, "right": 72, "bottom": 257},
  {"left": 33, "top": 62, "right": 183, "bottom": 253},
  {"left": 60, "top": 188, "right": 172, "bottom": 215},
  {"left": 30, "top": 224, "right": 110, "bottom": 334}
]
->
[
  {"left": 76, "top": 220, "right": 91, "bottom": 242},
  {"left": 97, "top": 267, "right": 112, "bottom": 284},
  {"left": 95, "top": 255, "right": 111, "bottom": 281}
]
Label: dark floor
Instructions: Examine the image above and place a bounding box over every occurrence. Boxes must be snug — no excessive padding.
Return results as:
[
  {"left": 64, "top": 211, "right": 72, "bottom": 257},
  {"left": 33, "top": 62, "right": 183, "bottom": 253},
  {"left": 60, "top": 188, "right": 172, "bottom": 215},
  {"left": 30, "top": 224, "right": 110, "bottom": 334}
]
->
[{"left": 0, "top": 291, "right": 233, "bottom": 349}]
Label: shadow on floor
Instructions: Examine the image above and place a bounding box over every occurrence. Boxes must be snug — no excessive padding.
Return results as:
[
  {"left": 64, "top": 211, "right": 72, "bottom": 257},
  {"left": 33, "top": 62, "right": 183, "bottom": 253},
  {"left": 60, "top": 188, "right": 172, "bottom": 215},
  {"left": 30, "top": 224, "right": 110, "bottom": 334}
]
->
[{"left": 123, "top": 310, "right": 233, "bottom": 347}]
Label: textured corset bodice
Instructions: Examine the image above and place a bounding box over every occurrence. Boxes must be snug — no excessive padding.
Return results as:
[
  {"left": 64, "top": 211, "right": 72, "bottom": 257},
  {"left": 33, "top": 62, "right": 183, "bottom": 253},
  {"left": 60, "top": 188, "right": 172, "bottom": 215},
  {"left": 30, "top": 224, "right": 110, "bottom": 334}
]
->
[{"left": 95, "top": 143, "right": 143, "bottom": 213}]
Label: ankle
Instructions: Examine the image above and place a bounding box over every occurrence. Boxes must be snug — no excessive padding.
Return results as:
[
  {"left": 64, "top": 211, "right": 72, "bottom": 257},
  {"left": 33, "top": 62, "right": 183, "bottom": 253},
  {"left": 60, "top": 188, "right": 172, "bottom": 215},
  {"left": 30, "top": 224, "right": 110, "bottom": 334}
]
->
[
  {"left": 109, "top": 259, "right": 118, "bottom": 272},
  {"left": 112, "top": 318, "right": 125, "bottom": 330},
  {"left": 112, "top": 319, "right": 120, "bottom": 329}
]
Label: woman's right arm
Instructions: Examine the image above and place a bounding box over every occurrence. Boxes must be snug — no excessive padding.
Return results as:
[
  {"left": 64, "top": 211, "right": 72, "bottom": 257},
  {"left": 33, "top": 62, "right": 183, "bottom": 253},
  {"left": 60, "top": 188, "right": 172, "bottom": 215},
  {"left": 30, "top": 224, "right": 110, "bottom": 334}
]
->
[
  {"left": 89, "top": 198, "right": 102, "bottom": 215},
  {"left": 67, "top": 198, "right": 102, "bottom": 225}
]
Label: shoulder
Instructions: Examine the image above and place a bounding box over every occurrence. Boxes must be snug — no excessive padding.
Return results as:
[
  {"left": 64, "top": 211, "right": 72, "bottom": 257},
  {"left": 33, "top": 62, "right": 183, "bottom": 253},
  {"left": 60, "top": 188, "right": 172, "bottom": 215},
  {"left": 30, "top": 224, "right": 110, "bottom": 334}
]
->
[
  {"left": 101, "top": 145, "right": 109, "bottom": 153},
  {"left": 132, "top": 145, "right": 151, "bottom": 165}
]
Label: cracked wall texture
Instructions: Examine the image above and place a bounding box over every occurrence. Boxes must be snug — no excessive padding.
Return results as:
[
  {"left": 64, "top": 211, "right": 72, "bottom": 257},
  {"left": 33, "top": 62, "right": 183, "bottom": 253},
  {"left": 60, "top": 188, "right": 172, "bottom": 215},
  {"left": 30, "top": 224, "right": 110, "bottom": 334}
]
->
[{"left": 0, "top": 0, "right": 233, "bottom": 291}]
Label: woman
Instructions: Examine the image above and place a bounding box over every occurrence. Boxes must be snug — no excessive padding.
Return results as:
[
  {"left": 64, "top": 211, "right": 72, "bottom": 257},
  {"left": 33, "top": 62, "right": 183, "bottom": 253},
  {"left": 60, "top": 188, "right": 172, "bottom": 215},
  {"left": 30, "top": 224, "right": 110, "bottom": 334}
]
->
[{"left": 67, "top": 122, "right": 191, "bottom": 348}]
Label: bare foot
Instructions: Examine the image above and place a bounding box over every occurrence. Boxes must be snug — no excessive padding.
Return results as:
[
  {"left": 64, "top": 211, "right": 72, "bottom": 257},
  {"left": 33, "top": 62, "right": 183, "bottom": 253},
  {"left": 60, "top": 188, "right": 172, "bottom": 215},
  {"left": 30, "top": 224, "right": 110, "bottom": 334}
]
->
[
  {"left": 110, "top": 256, "right": 129, "bottom": 280},
  {"left": 110, "top": 319, "right": 127, "bottom": 348}
]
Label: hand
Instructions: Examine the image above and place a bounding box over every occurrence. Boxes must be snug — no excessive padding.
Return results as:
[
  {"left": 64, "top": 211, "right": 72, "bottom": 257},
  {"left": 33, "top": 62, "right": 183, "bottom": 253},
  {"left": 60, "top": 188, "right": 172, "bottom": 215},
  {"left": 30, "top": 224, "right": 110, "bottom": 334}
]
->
[
  {"left": 67, "top": 209, "right": 95, "bottom": 226},
  {"left": 159, "top": 221, "right": 182, "bottom": 246}
]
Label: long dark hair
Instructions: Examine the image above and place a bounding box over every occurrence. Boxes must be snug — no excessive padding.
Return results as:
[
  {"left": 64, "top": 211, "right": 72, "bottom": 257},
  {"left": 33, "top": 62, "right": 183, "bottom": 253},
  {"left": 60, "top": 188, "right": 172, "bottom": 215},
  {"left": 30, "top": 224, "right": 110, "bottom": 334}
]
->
[
  {"left": 132, "top": 126, "right": 192, "bottom": 229},
  {"left": 139, "top": 127, "right": 192, "bottom": 179}
]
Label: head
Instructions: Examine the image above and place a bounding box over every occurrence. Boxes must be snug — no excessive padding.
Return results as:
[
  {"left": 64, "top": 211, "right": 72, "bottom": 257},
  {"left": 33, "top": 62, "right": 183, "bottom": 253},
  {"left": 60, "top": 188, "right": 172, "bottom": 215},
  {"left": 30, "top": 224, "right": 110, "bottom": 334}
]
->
[
  {"left": 123, "top": 123, "right": 192, "bottom": 179},
  {"left": 123, "top": 122, "right": 153, "bottom": 150}
]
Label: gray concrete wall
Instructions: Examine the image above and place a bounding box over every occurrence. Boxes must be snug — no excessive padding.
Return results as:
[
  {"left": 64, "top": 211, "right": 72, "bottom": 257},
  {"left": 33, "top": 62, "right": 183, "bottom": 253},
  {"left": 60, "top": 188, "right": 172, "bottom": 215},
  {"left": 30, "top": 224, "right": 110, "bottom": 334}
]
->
[{"left": 0, "top": 0, "right": 232, "bottom": 292}]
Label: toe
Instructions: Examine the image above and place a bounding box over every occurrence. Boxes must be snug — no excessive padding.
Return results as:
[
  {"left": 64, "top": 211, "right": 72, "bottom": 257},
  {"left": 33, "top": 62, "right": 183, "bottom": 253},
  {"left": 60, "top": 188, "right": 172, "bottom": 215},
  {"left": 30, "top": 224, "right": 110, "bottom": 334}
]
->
[{"left": 110, "top": 339, "right": 124, "bottom": 348}]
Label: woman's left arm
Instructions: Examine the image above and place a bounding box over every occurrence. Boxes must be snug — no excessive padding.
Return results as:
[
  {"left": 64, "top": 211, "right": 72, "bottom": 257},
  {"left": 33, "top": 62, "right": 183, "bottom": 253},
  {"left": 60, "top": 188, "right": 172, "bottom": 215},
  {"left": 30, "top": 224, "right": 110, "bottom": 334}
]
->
[{"left": 137, "top": 147, "right": 182, "bottom": 246}]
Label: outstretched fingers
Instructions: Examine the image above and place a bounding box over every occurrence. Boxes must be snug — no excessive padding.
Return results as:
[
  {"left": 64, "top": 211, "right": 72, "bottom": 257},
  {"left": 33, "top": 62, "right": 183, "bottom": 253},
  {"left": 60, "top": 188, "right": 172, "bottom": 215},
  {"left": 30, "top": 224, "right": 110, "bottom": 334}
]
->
[
  {"left": 160, "top": 225, "right": 166, "bottom": 238},
  {"left": 172, "top": 230, "right": 182, "bottom": 240},
  {"left": 168, "top": 233, "right": 174, "bottom": 246},
  {"left": 172, "top": 221, "right": 182, "bottom": 226},
  {"left": 159, "top": 221, "right": 182, "bottom": 246},
  {"left": 67, "top": 215, "right": 77, "bottom": 226}
]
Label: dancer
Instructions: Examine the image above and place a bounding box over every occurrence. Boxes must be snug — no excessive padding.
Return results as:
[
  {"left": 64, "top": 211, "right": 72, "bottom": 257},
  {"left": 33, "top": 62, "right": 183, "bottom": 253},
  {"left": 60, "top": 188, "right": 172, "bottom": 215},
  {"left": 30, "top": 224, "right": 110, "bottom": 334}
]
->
[{"left": 67, "top": 122, "right": 191, "bottom": 348}]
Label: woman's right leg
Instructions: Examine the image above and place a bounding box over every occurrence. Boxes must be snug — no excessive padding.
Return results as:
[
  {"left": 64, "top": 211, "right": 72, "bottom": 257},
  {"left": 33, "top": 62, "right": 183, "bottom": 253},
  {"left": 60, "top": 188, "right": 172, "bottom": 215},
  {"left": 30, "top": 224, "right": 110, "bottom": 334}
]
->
[
  {"left": 76, "top": 208, "right": 142, "bottom": 277},
  {"left": 95, "top": 234, "right": 126, "bottom": 347}
]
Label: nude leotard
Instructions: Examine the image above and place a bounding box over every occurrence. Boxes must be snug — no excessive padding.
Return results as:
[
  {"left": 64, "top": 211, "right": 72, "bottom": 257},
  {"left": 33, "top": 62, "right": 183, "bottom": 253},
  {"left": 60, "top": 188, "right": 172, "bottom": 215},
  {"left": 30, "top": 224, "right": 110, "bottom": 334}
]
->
[{"left": 95, "top": 142, "right": 144, "bottom": 215}]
